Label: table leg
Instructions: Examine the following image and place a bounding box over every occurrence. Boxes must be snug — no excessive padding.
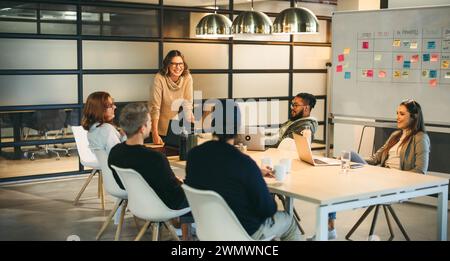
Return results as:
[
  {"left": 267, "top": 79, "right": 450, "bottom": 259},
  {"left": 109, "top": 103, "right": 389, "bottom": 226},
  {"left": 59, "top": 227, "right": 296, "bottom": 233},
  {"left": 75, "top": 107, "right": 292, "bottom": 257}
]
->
[
  {"left": 316, "top": 206, "right": 329, "bottom": 241},
  {"left": 437, "top": 185, "right": 448, "bottom": 241}
]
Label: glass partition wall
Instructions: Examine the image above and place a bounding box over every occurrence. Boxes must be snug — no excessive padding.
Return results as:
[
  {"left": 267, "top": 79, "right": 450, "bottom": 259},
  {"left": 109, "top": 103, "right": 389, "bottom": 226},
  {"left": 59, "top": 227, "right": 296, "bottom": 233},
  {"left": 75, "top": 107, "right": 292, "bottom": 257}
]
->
[{"left": 0, "top": 0, "right": 334, "bottom": 181}]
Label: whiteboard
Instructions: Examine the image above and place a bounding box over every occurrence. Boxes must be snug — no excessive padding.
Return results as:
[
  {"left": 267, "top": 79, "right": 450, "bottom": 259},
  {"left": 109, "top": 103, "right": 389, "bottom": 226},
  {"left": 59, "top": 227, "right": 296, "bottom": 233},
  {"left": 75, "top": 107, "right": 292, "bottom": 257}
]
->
[{"left": 331, "top": 5, "right": 450, "bottom": 125}]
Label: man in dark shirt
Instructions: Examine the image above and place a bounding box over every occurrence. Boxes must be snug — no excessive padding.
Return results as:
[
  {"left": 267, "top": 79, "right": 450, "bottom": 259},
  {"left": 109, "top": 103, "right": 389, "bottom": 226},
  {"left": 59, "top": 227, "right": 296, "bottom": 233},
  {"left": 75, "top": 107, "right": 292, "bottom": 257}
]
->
[
  {"left": 108, "top": 103, "right": 187, "bottom": 210},
  {"left": 185, "top": 100, "right": 300, "bottom": 240}
]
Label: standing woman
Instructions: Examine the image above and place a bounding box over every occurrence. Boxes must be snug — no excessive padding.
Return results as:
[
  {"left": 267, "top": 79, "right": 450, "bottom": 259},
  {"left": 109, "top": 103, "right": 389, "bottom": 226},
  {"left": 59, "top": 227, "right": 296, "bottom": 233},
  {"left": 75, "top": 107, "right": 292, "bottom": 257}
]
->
[
  {"left": 365, "top": 99, "right": 430, "bottom": 174},
  {"left": 149, "top": 50, "right": 194, "bottom": 144},
  {"left": 82, "top": 91, "right": 122, "bottom": 154}
]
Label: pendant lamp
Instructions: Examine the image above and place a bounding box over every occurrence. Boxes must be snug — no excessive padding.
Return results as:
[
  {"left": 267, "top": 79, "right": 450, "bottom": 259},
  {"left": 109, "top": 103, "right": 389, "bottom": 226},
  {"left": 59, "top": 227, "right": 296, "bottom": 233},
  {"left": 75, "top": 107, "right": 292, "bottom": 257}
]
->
[
  {"left": 196, "top": 0, "right": 232, "bottom": 38},
  {"left": 232, "top": 0, "right": 272, "bottom": 35},
  {"left": 273, "top": 2, "right": 319, "bottom": 35}
]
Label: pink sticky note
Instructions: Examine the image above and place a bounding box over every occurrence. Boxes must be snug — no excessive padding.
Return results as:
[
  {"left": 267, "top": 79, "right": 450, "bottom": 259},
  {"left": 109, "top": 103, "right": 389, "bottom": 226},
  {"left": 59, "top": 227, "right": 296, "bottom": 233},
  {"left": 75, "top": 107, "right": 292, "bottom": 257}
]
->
[
  {"left": 411, "top": 54, "right": 419, "bottom": 63},
  {"left": 338, "top": 54, "right": 344, "bottom": 62},
  {"left": 378, "top": 70, "right": 386, "bottom": 78},
  {"left": 362, "top": 41, "right": 369, "bottom": 49},
  {"left": 367, "top": 69, "right": 373, "bottom": 77},
  {"left": 336, "top": 65, "right": 343, "bottom": 72},
  {"left": 429, "top": 79, "right": 437, "bottom": 87},
  {"left": 396, "top": 55, "right": 403, "bottom": 62},
  {"left": 431, "top": 54, "right": 439, "bottom": 62}
]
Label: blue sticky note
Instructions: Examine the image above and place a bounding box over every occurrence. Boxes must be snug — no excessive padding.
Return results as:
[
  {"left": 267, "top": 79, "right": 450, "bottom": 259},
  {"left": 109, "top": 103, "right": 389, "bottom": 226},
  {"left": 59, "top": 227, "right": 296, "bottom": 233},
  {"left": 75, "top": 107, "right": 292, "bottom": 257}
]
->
[
  {"left": 423, "top": 53, "right": 430, "bottom": 62},
  {"left": 427, "top": 41, "right": 436, "bottom": 49},
  {"left": 403, "top": 61, "right": 411, "bottom": 69},
  {"left": 344, "top": 72, "right": 351, "bottom": 79},
  {"left": 429, "top": 70, "right": 437, "bottom": 78}
]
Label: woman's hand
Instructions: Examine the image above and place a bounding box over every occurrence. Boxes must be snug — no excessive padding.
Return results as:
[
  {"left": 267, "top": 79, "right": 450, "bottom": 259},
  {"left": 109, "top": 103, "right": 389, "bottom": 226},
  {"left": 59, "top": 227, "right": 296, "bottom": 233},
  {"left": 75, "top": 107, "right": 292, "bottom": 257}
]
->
[
  {"left": 152, "top": 132, "right": 164, "bottom": 145},
  {"left": 261, "top": 166, "right": 275, "bottom": 178}
]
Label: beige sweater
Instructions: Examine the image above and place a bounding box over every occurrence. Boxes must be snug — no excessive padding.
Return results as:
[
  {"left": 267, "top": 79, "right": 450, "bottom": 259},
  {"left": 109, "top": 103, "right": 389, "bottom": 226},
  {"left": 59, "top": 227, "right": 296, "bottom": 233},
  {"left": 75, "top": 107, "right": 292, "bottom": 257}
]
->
[{"left": 149, "top": 73, "right": 193, "bottom": 136}]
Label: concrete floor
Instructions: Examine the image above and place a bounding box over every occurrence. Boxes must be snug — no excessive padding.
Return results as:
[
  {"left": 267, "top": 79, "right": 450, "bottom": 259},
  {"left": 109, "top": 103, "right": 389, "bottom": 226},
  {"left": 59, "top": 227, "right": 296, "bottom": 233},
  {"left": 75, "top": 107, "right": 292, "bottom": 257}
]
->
[{"left": 0, "top": 175, "right": 449, "bottom": 241}]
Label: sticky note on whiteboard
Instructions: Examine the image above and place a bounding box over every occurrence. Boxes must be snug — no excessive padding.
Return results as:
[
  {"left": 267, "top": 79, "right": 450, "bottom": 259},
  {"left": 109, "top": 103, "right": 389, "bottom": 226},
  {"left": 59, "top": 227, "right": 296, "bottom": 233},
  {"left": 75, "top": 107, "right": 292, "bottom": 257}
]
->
[
  {"left": 336, "top": 65, "right": 343, "bottom": 72},
  {"left": 378, "top": 70, "right": 386, "bottom": 78},
  {"left": 393, "top": 39, "right": 401, "bottom": 47},
  {"left": 429, "top": 79, "right": 437, "bottom": 87},
  {"left": 362, "top": 41, "right": 369, "bottom": 49},
  {"left": 343, "top": 48, "right": 350, "bottom": 54},
  {"left": 338, "top": 54, "right": 344, "bottom": 62},
  {"left": 423, "top": 54, "right": 430, "bottom": 62},
  {"left": 344, "top": 72, "right": 351, "bottom": 79}
]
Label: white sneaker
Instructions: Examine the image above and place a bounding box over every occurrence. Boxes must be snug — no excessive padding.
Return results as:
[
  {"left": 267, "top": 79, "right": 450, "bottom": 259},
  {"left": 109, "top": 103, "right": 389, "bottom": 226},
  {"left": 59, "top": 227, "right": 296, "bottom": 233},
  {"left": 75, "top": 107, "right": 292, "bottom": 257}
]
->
[{"left": 307, "top": 229, "right": 338, "bottom": 241}]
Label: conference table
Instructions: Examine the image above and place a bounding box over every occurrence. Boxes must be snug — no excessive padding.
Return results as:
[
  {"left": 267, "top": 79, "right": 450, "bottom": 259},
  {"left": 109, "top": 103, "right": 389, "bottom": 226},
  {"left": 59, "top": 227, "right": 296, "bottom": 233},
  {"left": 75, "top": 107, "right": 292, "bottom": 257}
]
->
[{"left": 169, "top": 148, "right": 448, "bottom": 241}]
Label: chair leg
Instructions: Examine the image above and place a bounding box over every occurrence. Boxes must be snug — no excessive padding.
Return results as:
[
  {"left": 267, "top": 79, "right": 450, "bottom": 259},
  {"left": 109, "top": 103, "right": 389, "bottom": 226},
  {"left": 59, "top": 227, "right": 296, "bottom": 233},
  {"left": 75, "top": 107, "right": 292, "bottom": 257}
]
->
[
  {"left": 96, "top": 199, "right": 122, "bottom": 240},
  {"left": 151, "top": 222, "right": 160, "bottom": 241},
  {"left": 134, "top": 221, "right": 151, "bottom": 241},
  {"left": 368, "top": 205, "right": 381, "bottom": 236},
  {"left": 345, "top": 205, "right": 376, "bottom": 240},
  {"left": 114, "top": 200, "right": 128, "bottom": 241},
  {"left": 74, "top": 169, "right": 97, "bottom": 205},
  {"left": 293, "top": 208, "right": 306, "bottom": 235},
  {"left": 164, "top": 221, "right": 180, "bottom": 241},
  {"left": 386, "top": 205, "right": 410, "bottom": 241},
  {"left": 382, "top": 205, "right": 395, "bottom": 241},
  {"left": 99, "top": 172, "right": 105, "bottom": 210}
]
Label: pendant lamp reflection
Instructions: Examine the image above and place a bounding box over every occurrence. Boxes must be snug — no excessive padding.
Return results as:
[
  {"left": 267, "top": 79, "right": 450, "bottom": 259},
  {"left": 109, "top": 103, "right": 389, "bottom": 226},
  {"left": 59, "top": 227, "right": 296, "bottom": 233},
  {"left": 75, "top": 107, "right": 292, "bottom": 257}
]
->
[
  {"left": 231, "top": 0, "right": 272, "bottom": 34},
  {"left": 273, "top": 6, "right": 319, "bottom": 34}
]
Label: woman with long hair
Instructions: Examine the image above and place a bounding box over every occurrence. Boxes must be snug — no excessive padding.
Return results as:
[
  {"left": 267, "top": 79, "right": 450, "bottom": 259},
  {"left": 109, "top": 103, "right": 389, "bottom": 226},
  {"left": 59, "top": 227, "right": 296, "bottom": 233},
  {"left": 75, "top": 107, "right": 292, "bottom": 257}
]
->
[
  {"left": 365, "top": 99, "right": 430, "bottom": 173},
  {"left": 149, "top": 50, "right": 194, "bottom": 144},
  {"left": 82, "top": 91, "right": 123, "bottom": 154}
]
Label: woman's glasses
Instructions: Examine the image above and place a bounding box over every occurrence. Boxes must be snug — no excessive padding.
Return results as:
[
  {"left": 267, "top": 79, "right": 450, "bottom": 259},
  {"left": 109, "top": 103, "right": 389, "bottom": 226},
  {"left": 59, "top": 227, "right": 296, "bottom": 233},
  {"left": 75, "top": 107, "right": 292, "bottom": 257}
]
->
[{"left": 170, "top": 62, "right": 184, "bottom": 68}]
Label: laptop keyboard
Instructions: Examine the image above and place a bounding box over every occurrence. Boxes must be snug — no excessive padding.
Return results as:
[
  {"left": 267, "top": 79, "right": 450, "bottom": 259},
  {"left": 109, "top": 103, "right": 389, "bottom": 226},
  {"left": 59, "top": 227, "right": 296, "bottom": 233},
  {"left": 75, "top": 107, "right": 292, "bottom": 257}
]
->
[{"left": 313, "top": 158, "right": 328, "bottom": 165}]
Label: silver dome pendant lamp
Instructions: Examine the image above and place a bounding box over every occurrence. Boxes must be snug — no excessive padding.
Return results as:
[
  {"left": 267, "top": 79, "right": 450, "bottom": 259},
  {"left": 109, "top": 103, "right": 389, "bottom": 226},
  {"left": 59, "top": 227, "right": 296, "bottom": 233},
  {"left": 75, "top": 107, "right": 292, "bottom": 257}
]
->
[
  {"left": 231, "top": 0, "right": 272, "bottom": 35},
  {"left": 196, "top": 0, "right": 233, "bottom": 38},
  {"left": 273, "top": 0, "right": 319, "bottom": 35}
]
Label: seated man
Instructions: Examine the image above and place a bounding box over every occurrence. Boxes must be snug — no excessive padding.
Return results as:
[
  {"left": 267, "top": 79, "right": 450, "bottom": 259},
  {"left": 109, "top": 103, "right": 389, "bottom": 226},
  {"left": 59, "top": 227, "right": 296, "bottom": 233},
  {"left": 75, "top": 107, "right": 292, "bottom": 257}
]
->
[
  {"left": 185, "top": 99, "right": 301, "bottom": 241},
  {"left": 108, "top": 103, "right": 187, "bottom": 211},
  {"left": 271, "top": 92, "right": 318, "bottom": 147}
]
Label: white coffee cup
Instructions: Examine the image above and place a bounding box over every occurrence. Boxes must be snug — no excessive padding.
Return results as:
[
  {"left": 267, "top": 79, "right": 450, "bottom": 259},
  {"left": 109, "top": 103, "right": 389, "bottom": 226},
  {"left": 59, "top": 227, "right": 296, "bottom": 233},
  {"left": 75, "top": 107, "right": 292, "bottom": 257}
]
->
[
  {"left": 261, "top": 157, "right": 273, "bottom": 169},
  {"left": 274, "top": 164, "right": 286, "bottom": 182},
  {"left": 279, "top": 158, "right": 292, "bottom": 174}
]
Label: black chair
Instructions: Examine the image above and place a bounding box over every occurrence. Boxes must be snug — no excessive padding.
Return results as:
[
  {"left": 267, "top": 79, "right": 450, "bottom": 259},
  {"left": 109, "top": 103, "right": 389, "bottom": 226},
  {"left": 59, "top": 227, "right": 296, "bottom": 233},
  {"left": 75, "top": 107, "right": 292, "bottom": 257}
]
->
[{"left": 22, "top": 110, "right": 70, "bottom": 160}]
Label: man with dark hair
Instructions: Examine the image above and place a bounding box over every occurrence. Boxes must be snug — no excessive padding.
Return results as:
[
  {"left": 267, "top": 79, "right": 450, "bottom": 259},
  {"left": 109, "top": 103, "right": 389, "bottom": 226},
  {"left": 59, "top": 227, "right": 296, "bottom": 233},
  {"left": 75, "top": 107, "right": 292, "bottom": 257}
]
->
[
  {"left": 274, "top": 92, "right": 318, "bottom": 147},
  {"left": 185, "top": 99, "right": 300, "bottom": 241}
]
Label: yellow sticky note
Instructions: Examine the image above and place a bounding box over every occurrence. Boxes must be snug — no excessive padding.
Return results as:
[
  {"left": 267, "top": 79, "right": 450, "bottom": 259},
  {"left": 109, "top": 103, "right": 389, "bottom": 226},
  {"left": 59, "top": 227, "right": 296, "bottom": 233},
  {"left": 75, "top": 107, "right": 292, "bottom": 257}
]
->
[
  {"left": 402, "top": 71, "right": 409, "bottom": 78},
  {"left": 374, "top": 54, "right": 382, "bottom": 61},
  {"left": 410, "top": 41, "right": 418, "bottom": 49},
  {"left": 442, "top": 60, "right": 449, "bottom": 69},
  {"left": 343, "top": 48, "right": 350, "bottom": 54},
  {"left": 393, "top": 39, "right": 401, "bottom": 47},
  {"left": 422, "top": 70, "right": 429, "bottom": 78},
  {"left": 394, "top": 70, "right": 401, "bottom": 78}
]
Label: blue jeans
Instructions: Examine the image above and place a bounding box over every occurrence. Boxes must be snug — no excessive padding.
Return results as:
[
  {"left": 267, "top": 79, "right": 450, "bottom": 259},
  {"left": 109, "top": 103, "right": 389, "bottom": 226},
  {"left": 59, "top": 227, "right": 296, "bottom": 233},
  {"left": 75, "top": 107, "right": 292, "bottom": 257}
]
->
[{"left": 329, "top": 212, "right": 336, "bottom": 220}]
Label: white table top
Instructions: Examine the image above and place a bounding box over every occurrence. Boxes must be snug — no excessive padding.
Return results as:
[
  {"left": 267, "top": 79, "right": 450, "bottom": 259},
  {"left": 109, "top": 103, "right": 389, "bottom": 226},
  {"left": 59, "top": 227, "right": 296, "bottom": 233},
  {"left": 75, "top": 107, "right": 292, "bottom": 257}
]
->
[{"left": 249, "top": 149, "right": 449, "bottom": 205}]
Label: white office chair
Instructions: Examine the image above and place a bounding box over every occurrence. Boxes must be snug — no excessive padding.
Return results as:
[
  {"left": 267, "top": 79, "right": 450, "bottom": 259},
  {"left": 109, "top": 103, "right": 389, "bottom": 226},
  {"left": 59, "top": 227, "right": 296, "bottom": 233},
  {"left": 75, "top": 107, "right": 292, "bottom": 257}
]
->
[
  {"left": 182, "top": 184, "right": 275, "bottom": 241},
  {"left": 93, "top": 150, "right": 129, "bottom": 241},
  {"left": 72, "top": 126, "right": 105, "bottom": 209},
  {"left": 111, "top": 165, "right": 190, "bottom": 241},
  {"left": 277, "top": 137, "right": 297, "bottom": 151},
  {"left": 276, "top": 138, "right": 305, "bottom": 235}
]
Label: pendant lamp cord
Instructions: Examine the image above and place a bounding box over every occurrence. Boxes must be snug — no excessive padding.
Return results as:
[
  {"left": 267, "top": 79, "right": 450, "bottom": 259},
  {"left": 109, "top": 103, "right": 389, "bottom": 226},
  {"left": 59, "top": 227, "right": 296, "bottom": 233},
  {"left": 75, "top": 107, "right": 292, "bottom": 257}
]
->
[
  {"left": 214, "top": 0, "right": 217, "bottom": 13},
  {"left": 251, "top": 0, "right": 254, "bottom": 11}
]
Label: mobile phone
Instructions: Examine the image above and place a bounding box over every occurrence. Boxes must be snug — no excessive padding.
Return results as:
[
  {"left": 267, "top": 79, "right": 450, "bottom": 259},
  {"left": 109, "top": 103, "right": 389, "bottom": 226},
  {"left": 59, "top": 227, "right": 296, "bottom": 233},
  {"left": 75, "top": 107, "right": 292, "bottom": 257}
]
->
[{"left": 350, "top": 163, "right": 364, "bottom": 169}]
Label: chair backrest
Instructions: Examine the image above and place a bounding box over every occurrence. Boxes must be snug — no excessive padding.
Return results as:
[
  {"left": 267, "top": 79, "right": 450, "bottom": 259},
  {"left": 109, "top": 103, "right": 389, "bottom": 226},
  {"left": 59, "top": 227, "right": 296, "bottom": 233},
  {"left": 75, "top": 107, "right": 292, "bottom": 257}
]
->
[
  {"left": 71, "top": 126, "right": 100, "bottom": 169},
  {"left": 181, "top": 184, "right": 254, "bottom": 241},
  {"left": 93, "top": 149, "right": 127, "bottom": 199},
  {"left": 277, "top": 137, "right": 297, "bottom": 151},
  {"left": 31, "top": 110, "right": 67, "bottom": 133},
  {"left": 111, "top": 165, "right": 190, "bottom": 222}
]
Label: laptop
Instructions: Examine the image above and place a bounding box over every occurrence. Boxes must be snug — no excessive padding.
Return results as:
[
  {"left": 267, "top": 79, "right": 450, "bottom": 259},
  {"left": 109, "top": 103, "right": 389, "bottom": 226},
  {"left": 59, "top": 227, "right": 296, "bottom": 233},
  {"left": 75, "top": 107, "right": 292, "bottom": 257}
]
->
[
  {"left": 235, "top": 127, "right": 266, "bottom": 151},
  {"left": 293, "top": 133, "right": 341, "bottom": 166}
]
